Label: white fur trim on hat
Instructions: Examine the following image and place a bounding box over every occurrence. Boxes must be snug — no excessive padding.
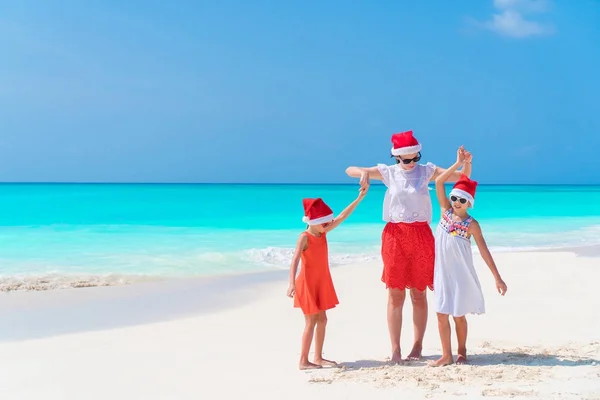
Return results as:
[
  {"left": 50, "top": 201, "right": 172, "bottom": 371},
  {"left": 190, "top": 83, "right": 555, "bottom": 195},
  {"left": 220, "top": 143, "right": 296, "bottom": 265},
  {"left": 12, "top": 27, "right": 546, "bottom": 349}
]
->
[
  {"left": 302, "top": 213, "right": 334, "bottom": 225},
  {"left": 450, "top": 188, "right": 474, "bottom": 208},
  {"left": 391, "top": 144, "right": 422, "bottom": 156}
]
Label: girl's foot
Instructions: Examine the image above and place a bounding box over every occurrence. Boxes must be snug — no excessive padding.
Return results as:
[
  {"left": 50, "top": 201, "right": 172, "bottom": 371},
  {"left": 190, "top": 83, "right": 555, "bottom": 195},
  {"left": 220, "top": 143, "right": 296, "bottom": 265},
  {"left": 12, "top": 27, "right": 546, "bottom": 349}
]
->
[
  {"left": 456, "top": 354, "right": 468, "bottom": 365},
  {"left": 299, "top": 361, "right": 322, "bottom": 370},
  {"left": 406, "top": 344, "right": 423, "bottom": 361},
  {"left": 428, "top": 355, "right": 454, "bottom": 367},
  {"left": 391, "top": 349, "right": 403, "bottom": 364},
  {"left": 314, "top": 358, "right": 338, "bottom": 367}
]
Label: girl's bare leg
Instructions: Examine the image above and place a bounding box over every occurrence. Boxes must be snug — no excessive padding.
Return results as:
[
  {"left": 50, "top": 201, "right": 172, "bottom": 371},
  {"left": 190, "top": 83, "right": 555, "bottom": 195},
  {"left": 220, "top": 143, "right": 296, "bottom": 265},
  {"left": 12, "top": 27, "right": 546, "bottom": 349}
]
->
[
  {"left": 387, "top": 288, "right": 406, "bottom": 363},
  {"left": 299, "top": 314, "right": 321, "bottom": 370},
  {"left": 406, "top": 288, "right": 427, "bottom": 360},
  {"left": 313, "top": 311, "right": 337, "bottom": 366},
  {"left": 453, "top": 315, "right": 468, "bottom": 364},
  {"left": 429, "top": 312, "right": 454, "bottom": 367}
]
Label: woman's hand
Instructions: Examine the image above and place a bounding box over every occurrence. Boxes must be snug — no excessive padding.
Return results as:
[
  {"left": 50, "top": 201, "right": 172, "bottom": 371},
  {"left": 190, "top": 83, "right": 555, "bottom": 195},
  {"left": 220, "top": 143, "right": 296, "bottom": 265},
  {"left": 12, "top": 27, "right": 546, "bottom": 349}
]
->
[
  {"left": 359, "top": 170, "right": 370, "bottom": 189},
  {"left": 456, "top": 146, "right": 466, "bottom": 165}
]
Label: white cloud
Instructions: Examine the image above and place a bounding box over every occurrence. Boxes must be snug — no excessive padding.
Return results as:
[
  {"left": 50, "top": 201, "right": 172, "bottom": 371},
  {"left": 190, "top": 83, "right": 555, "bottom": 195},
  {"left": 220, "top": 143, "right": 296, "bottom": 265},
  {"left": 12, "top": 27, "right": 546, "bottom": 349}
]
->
[
  {"left": 493, "top": 0, "right": 549, "bottom": 13},
  {"left": 482, "top": 0, "right": 554, "bottom": 38}
]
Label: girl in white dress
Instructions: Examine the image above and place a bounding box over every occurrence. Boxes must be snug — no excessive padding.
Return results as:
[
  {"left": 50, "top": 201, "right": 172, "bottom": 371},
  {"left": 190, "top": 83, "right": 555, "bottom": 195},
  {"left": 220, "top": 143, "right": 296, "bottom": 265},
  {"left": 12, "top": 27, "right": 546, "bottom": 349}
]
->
[{"left": 430, "top": 148, "right": 508, "bottom": 367}]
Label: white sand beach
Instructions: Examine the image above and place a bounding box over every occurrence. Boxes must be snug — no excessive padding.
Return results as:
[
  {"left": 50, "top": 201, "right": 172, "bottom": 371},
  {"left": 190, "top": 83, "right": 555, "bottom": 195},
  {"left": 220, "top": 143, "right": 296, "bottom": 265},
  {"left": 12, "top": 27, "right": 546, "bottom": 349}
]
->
[{"left": 1, "top": 250, "right": 599, "bottom": 400}]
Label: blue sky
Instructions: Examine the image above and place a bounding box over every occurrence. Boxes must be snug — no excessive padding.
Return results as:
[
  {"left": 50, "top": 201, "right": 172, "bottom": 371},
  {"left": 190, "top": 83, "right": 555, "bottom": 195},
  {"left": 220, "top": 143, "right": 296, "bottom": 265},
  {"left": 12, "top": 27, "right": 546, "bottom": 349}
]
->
[{"left": 1, "top": 0, "right": 599, "bottom": 184}]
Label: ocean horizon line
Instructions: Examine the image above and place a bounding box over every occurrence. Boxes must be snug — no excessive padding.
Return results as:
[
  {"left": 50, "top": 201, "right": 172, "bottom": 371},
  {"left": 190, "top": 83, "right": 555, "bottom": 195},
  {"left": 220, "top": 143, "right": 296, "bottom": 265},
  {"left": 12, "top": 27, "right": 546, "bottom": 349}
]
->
[{"left": 1, "top": 181, "right": 599, "bottom": 187}]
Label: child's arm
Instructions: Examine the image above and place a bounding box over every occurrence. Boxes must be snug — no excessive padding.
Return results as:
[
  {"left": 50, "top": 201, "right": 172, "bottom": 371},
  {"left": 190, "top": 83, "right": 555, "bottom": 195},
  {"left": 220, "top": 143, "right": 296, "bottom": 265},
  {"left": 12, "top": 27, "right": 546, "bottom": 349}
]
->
[
  {"left": 287, "top": 233, "right": 308, "bottom": 298},
  {"left": 435, "top": 147, "right": 465, "bottom": 213},
  {"left": 324, "top": 187, "right": 368, "bottom": 233},
  {"left": 462, "top": 151, "right": 473, "bottom": 178},
  {"left": 469, "top": 220, "right": 508, "bottom": 296}
]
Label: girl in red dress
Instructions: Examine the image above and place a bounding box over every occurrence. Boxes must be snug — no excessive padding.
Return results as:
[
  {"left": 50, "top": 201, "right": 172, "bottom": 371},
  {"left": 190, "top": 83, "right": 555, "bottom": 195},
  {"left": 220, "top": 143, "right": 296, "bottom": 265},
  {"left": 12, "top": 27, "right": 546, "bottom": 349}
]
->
[{"left": 287, "top": 188, "right": 367, "bottom": 370}]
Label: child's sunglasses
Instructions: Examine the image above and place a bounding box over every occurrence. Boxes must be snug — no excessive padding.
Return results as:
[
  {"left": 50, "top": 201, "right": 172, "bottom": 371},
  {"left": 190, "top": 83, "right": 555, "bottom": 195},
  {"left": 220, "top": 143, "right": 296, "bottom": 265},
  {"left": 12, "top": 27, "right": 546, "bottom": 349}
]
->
[
  {"left": 394, "top": 152, "right": 422, "bottom": 164},
  {"left": 450, "top": 195, "right": 468, "bottom": 204}
]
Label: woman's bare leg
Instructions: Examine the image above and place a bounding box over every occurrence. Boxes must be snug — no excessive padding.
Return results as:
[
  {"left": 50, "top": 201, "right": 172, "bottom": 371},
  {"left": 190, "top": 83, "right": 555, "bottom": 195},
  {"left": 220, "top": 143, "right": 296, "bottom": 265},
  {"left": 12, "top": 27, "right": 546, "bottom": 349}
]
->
[
  {"left": 429, "top": 312, "right": 453, "bottom": 367},
  {"left": 299, "top": 314, "right": 321, "bottom": 370},
  {"left": 387, "top": 288, "right": 406, "bottom": 363},
  {"left": 453, "top": 315, "right": 468, "bottom": 364},
  {"left": 406, "top": 288, "right": 428, "bottom": 360},
  {"left": 313, "top": 311, "right": 337, "bottom": 366}
]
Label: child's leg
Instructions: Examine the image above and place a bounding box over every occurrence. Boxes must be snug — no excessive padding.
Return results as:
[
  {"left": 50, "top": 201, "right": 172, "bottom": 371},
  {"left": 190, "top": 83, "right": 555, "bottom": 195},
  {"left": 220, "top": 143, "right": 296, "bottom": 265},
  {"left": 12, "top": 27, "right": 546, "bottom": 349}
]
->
[
  {"left": 299, "top": 314, "right": 320, "bottom": 370},
  {"left": 313, "top": 311, "right": 337, "bottom": 366},
  {"left": 429, "top": 312, "right": 454, "bottom": 367},
  {"left": 453, "top": 315, "right": 468, "bottom": 364}
]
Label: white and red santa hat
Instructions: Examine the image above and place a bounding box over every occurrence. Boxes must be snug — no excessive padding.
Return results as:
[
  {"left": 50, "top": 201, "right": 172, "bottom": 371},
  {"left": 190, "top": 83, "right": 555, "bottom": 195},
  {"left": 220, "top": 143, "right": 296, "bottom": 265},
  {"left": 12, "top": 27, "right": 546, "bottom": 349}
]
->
[
  {"left": 450, "top": 174, "right": 478, "bottom": 208},
  {"left": 302, "top": 198, "right": 334, "bottom": 225},
  {"left": 391, "top": 130, "right": 422, "bottom": 156}
]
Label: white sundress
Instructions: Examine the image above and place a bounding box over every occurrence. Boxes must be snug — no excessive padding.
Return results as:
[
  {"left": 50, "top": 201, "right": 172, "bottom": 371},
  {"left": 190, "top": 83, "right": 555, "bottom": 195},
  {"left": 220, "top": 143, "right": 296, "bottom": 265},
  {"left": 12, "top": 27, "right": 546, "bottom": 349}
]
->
[{"left": 434, "top": 209, "right": 485, "bottom": 317}]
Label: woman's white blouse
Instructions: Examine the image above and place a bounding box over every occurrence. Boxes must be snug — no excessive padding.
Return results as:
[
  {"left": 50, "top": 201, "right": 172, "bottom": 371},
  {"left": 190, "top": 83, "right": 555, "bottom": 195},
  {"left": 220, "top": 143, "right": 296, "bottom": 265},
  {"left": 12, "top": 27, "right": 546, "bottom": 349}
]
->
[{"left": 377, "top": 162, "right": 437, "bottom": 224}]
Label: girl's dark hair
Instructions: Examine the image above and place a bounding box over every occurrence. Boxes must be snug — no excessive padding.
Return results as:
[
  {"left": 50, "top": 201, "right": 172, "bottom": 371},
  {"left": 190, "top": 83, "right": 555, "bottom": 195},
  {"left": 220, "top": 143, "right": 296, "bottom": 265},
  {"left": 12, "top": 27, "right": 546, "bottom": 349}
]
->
[{"left": 391, "top": 154, "right": 400, "bottom": 164}]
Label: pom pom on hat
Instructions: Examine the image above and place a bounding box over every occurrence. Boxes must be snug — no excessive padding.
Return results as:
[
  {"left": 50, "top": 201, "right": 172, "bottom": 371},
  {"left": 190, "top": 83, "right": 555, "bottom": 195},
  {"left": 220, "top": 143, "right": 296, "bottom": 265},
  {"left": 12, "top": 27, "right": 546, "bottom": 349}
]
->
[
  {"left": 302, "top": 198, "right": 334, "bottom": 225},
  {"left": 391, "top": 130, "right": 422, "bottom": 156},
  {"left": 450, "top": 174, "right": 478, "bottom": 207}
]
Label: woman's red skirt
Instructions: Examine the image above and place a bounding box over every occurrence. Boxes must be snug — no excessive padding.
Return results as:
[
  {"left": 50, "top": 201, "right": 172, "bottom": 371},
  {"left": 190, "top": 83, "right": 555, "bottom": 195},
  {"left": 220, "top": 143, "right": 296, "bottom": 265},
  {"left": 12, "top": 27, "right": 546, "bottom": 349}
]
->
[{"left": 381, "top": 221, "right": 435, "bottom": 292}]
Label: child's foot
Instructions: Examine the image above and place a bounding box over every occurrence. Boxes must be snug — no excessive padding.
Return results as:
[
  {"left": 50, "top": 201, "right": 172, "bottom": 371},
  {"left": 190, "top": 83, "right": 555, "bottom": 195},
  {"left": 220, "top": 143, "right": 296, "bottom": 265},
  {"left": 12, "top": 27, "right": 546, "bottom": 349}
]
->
[
  {"left": 405, "top": 344, "right": 423, "bottom": 361},
  {"left": 314, "top": 358, "right": 338, "bottom": 367},
  {"left": 390, "top": 349, "right": 403, "bottom": 364},
  {"left": 428, "top": 355, "right": 454, "bottom": 367},
  {"left": 456, "top": 354, "right": 468, "bottom": 365},
  {"left": 456, "top": 347, "right": 468, "bottom": 365},
  {"left": 299, "top": 361, "right": 322, "bottom": 370}
]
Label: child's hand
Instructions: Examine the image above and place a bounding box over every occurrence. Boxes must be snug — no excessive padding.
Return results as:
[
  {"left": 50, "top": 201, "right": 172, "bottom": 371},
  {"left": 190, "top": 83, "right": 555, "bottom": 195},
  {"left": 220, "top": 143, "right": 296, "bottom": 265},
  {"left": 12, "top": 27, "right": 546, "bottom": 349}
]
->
[
  {"left": 286, "top": 283, "right": 296, "bottom": 298},
  {"left": 358, "top": 185, "right": 368, "bottom": 199},
  {"left": 464, "top": 150, "right": 473, "bottom": 164},
  {"left": 496, "top": 278, "right": 507, "bottom": 296}
]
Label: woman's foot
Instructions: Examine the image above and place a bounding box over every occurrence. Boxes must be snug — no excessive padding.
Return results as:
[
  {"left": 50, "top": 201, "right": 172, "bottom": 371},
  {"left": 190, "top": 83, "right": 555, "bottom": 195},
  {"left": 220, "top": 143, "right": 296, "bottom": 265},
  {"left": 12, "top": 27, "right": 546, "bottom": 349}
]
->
[
  {"left": 456, "top": 354, "right": 468, "bottom": 365},
  {"left": 299, "top": 361, "right": 322, "bottom": 370},
  {"left": 428, "top": 355, "right": 454, "bottom": 367},
  {"left": 314, "top": 357, "right": 338, "bottom": 367},
  {"left": 391, "top": 349, "right": 403, "bottom": 364},
  {"left": 406, "top": 344, "right": 423, "bottom": 361}
]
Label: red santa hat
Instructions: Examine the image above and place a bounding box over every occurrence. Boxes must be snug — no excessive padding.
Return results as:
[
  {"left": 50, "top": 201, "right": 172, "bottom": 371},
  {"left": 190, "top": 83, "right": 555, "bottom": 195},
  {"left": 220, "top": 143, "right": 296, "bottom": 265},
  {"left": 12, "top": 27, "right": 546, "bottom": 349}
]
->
[
  {"left": 302, "top": 198, "right": 334, "bottom": 225},
  {"left": 391, "top": 130, "right": 422, "bottom": 156},
  {"left": 450, "top": 174, "right": 478, "bottom": 208}
]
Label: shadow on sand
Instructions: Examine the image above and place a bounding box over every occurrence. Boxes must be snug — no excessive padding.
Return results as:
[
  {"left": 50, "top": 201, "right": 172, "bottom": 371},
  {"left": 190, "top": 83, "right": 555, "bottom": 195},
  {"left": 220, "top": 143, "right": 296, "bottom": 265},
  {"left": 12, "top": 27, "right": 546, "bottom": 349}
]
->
[
  {"left": 340, "top": 356, "right": 437, "bottom": 369},
  {"left": 467, "top": 351, "right": 599, "bottom": 367},
  {"left": 339, "top": 350, "right": 599, "bottom": 370}
]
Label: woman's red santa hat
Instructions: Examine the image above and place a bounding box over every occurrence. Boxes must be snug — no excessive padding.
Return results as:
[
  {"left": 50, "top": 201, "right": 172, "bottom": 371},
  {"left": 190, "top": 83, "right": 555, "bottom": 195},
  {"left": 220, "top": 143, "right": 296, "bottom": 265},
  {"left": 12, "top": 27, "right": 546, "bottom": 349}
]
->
[
  {"left": 391, "top": 130, "right": 422, "bottom": 156},
  {"left": 450, "top": 174, "right": 478, "bottom": 208},
  {"left": 302, "top": 198, "right": 334, "bottom": 225}
]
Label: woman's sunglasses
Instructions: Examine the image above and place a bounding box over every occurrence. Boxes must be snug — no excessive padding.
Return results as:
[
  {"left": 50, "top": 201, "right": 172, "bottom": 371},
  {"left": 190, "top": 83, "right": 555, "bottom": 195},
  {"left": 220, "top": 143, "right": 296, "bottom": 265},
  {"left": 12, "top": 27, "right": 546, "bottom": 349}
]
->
[
  {"left": 394, "top": 152, "right": 422, "bottom": 164},
  {"left": 450, "top": 195, "right": 468, "bottom": 204}
]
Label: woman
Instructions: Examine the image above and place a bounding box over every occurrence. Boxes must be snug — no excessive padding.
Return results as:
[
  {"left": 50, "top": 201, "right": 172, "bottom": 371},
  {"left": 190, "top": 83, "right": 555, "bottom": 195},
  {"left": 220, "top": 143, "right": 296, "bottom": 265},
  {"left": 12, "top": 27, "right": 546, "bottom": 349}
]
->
[{"left": 345, "top": 130, "right": 471, "bottom": 363}]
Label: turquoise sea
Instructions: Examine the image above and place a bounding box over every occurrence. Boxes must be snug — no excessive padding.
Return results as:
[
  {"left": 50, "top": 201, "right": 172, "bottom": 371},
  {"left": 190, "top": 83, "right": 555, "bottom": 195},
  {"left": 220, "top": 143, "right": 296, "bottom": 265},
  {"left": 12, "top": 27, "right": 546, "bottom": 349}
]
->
[{"left": 1, "top": 183, "right": 600, "bottom": 290}]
